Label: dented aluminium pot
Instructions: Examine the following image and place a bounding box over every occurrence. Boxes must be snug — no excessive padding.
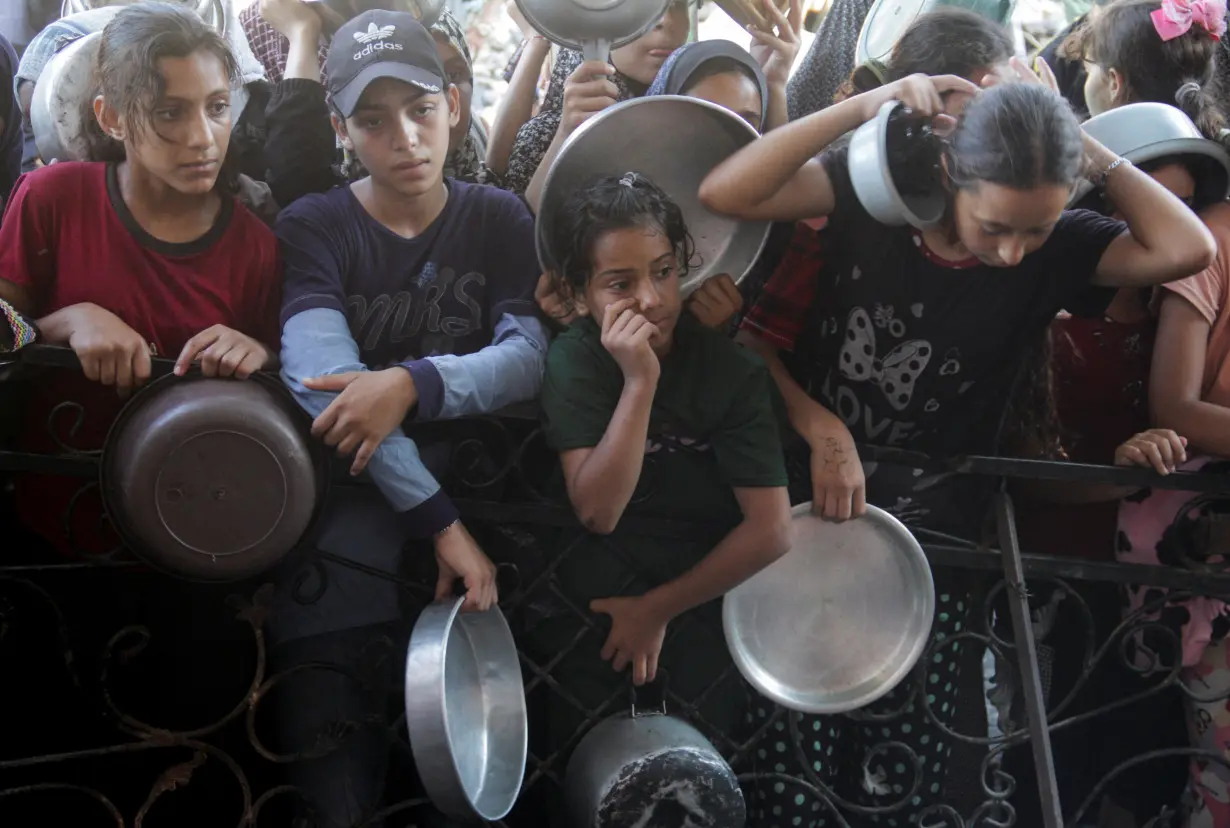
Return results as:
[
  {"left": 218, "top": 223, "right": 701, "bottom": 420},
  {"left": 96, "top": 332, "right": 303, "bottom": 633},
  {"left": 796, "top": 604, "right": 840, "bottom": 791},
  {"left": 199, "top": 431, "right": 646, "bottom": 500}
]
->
[{"left": 564, "top": 682, "right": 745, "bottom": 828}]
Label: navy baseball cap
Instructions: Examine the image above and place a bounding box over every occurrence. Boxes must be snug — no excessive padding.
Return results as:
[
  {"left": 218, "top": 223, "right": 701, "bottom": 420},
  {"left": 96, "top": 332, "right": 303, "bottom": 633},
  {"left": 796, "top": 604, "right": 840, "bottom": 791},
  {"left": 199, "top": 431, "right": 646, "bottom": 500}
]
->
[{"left": 325, "top": 10, "right": 446, "bottom": 118}]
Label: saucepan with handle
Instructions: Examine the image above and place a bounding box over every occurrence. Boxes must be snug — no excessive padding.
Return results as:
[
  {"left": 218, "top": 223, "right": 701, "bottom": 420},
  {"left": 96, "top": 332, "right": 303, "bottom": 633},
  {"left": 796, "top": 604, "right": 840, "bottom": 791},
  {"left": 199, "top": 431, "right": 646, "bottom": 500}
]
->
[{"left": 513, "top": 0, "right": 674, "bottom": 64}]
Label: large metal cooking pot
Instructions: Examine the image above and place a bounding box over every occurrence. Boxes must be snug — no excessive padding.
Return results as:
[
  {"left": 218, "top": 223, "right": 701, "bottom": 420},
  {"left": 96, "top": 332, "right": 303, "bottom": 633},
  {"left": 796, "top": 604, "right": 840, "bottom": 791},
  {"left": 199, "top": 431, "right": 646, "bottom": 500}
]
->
[
  {"left": 723, "top": 504, "right": 935, "bottom": 714},
  {"left": 514, "top": 0, "right": 673, "bottom": 62},
  {"left": 565, "top": 683, "right": 746, "bottom": 828},
  {"left": 100, "top": 373, "right": 326, "bottom": 582},
  {"left": 1071, "top": 102, "right": 1230, "bottom": 207},
  {"left": 856, "top": 0, "right": 1015, "bottom": 66},
  {"left": 848, "top": 99, "right": 945, "bottom": 229},
  {"left": 537, "top": 96, "right": 772, "bottom": 297},
  {"left": 30, "top": 27, "right": 111, "bottom": 164},
  {"left": 61, "top": 0, "right": 227, "bottom": 34},
  {"left": 404, "top": 597, "right": 527, "bottom": 822}
]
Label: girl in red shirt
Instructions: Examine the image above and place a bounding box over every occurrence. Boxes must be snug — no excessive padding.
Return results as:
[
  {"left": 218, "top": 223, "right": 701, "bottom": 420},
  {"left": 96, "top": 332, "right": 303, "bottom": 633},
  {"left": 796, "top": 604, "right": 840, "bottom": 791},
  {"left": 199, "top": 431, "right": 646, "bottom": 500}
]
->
[{"left": 0, "top": 1, "right": 281, "bottom": 558}]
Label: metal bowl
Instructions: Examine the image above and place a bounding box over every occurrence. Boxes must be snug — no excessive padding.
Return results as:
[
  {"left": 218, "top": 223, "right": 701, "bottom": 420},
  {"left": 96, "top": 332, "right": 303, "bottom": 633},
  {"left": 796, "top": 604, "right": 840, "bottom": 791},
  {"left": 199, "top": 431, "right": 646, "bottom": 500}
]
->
[
  {"left": 1071, "top": 102, "right": 1230, "bottom": 206},
  {"left": 100, "top": 374, "right": 325, "bottom": 582},
  {"left": 723, "top": 503, "right": 935, "bottom": 713},
  {"left": 537, "top": 95, "right": 772, "bottom": 297},
  {"left": 514, "top": 0, "right": 672, "bottom": 60},
  {"left": 31, "top": 27, "right": 111, "bottom": 164},
  {"left": 848, "top": 99, "right": 945, "bottom": 229},
  {"left": 405, "top": 597, "right": 528, "bottom": 822}
]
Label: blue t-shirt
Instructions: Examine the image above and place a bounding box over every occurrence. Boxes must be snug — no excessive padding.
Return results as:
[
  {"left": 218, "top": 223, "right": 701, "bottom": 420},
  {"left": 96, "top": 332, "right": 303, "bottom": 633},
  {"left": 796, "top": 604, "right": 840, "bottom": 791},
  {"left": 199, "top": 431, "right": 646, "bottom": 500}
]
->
[{"left": 278, "top": 179, "right": 540, "bottom": 369}]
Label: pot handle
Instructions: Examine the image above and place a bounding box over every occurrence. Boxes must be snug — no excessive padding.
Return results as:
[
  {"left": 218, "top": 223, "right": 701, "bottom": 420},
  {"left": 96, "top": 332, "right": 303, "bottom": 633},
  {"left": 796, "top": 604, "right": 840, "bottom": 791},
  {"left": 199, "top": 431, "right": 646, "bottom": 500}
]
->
[
  {"left": 628, "top": 671, "right": 669, "bottom": 719},
  {"left": 582, "top": 38, "right": 611, "bottom": 65}
]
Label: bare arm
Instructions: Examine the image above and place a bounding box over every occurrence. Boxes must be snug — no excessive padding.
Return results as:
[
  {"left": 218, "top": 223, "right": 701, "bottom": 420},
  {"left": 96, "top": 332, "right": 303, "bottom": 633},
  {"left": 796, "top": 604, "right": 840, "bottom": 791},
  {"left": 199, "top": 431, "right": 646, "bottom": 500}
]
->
[
  {"left": 524, "top": 126, "right": 567, "bottom": 214},
  {"left": 699, "top": 74, "right": 979, "bottom": 222},
  {"left": 737, "top": 329, "right": 837, "bottom": 447},
  {"left": 1151, "top": 292, "right": 1230, "bottom": 456},
  {"left": 1090, "top": 137, "right": 1217, "bottom": 288},
  {"left": 486, "top": 37, "right": 551, "bottom": 178},
  {"left": 736, "top": 329, "right": 866, "bottom": 520},
  {"left": 558, "top": 377, "right": 655, "bottom": 533},
  {"left": 643, "top": 485, "right": 792, "bottom": 619}
]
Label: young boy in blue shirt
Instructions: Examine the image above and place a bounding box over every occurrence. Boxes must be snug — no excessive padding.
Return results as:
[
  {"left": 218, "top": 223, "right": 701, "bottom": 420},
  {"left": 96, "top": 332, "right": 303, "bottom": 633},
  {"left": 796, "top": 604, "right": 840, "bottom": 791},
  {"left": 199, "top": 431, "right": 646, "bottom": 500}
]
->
[{"left": 274, "top": 12, "right": 546, "bottom": 825}]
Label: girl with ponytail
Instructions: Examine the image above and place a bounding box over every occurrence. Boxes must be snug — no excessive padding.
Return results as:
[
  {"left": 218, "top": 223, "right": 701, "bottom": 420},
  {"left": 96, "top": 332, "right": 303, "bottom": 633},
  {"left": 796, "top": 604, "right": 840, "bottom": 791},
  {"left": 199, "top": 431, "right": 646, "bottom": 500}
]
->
[{"left": 1064, "top": 0, "right": 1228, "bottom": 138}]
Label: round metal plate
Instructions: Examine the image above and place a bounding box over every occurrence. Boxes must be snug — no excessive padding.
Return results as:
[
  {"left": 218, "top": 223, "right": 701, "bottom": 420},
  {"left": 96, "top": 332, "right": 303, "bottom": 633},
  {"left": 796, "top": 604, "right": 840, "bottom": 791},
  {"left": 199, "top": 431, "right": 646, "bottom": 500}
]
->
[
  {"left": 723, "top": 504, "right": 935, "bottom": 714},
  {"left": 405, "top": 598, "right": 528, "bottom": 822},
  {"left": 536, "top": 96, "right": 772, "bottom": 297}
]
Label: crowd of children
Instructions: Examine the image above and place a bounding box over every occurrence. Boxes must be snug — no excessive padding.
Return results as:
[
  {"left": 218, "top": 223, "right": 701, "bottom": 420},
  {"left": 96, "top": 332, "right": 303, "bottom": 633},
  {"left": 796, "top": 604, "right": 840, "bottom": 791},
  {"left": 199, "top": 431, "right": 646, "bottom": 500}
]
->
[{"left": 6, "top": 0, "right": 1230, "bottom": 825}]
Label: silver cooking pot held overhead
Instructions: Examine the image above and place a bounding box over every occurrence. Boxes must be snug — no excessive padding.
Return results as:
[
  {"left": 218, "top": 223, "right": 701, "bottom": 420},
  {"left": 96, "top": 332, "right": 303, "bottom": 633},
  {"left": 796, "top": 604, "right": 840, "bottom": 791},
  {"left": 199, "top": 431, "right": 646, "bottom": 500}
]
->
[
  {"left": 514, "top": 0, "right": 673, "bottom": 62},
  {"left": 61, "top": 0, "right": 227, "bottom": 34}
]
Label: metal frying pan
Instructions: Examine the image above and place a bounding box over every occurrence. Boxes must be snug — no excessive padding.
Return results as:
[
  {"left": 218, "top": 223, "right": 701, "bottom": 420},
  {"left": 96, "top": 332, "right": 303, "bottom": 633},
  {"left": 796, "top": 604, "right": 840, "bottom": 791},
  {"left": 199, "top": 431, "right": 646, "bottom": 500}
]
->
[
  {"left": 514, "top": 0, "right": 673, "bottom": 63},
  {"left": 61, "top": 0, "right": 227, "bottom": 35}
]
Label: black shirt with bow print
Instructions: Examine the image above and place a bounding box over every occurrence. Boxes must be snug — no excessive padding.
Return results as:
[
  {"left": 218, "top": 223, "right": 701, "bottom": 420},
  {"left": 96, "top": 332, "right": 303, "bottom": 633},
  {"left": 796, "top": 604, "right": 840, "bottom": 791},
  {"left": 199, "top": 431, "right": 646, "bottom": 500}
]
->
[{"left": 783, "top": 147, "right": 1125, "bottom": 537}]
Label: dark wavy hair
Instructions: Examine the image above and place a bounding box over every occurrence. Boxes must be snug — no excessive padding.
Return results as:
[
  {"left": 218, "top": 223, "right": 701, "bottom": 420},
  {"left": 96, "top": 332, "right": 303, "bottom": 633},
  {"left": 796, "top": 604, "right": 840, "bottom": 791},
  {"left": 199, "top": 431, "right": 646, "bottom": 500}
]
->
[
  {"left": 835, "top": 8, "right": 1014, "bottom": 103},
  {"left": 1062, "top": 0, "right": 1226, "bottom": 138},
  {"left": 81, "top": 2, "right": 240, "bottom": 191},
  {"left": 548, "top": 173, "right": 698, "bottom": 296}
]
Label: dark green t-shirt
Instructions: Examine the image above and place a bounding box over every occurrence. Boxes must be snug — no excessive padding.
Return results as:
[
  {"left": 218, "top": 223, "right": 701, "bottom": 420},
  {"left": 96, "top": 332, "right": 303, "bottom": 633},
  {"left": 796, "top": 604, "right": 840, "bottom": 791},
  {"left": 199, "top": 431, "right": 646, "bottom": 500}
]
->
[{"left": 541, "top": 313, "right": 788, "bottom": 525}]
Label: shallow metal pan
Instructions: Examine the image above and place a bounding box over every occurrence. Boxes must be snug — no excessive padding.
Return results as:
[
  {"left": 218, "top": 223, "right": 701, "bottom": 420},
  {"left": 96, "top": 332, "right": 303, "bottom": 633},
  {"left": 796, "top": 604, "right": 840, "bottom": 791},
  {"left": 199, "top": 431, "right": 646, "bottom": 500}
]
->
[
  {"left": 723, "top": 503, "right": 935, "bottom": 713},
  {"left": 404, "top": 597, "right": 528, "bottom": 822}
]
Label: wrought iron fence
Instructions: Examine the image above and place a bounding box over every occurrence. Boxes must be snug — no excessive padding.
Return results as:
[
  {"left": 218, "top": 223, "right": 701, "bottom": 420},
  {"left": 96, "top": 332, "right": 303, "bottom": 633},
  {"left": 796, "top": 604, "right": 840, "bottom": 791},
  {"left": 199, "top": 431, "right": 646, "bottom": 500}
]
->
[{"left": 3, "top": 345, "right": 1230, "bottom": 827}]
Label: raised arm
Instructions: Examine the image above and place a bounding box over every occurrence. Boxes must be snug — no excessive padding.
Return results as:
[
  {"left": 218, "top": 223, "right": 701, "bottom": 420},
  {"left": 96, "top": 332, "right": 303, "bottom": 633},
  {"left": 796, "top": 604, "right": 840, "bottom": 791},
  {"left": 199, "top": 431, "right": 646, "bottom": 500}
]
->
[
  {"left": 486, "top": 35, "right": 552, "bottom": 178},
  {"left": 699, "top": 74, "right": 979, "bottom": 222},
  {"left": 1089, "top": 134, "right": 1216, "bottom": 288},
  {"left": 522, "top": 60, "right": 619, "bottom": 210},
  {"left": 260, "top": 0, "right": 342, "bottom": 207}
]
